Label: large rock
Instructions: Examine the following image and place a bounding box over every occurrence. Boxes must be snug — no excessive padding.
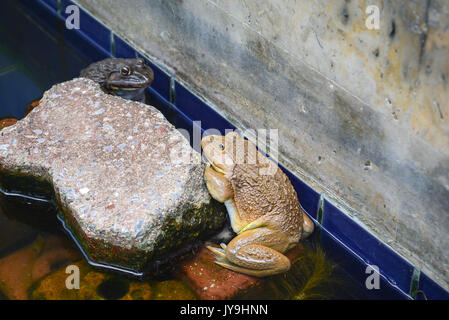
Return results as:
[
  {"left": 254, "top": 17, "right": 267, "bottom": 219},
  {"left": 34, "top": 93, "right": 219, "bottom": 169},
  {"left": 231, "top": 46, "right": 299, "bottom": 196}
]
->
[{"left": 0, "top": 78, "right": 225, "bottom": 274}]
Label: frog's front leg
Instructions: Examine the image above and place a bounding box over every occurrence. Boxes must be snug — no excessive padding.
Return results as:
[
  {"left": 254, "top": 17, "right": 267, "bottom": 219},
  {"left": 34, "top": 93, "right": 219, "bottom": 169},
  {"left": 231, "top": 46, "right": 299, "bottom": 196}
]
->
[
  {"left": 204, "top": 164, "right": 233, "bottom": 202},
  {"left": 208, "top": 227, "right": 292, "bottom": 277}
]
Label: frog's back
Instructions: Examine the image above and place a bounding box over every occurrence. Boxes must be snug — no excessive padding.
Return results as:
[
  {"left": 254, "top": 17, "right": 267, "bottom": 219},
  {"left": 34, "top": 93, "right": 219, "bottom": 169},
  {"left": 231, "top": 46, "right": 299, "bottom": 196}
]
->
[{"left": 230, "top": 160, "right": 304, "bottom": 241}]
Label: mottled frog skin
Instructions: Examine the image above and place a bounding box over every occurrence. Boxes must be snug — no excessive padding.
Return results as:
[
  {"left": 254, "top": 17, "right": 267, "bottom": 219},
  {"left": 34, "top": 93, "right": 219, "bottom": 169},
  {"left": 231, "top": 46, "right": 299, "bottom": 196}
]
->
[
  {"left": 80, "top": 58, "right": 154, "bottom": 102},
  {"left": 201, "top": 131, "right": 314, "bottom": 277}
]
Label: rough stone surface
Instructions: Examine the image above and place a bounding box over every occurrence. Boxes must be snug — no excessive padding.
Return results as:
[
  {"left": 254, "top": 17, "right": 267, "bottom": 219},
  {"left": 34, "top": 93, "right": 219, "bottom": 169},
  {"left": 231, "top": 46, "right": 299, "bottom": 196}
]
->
[
  {"left": 0, "top": 78, "right": 225, "bottom": 273},
  {"left": 74, "top": 0, "right": 449, "bottom": 290}
]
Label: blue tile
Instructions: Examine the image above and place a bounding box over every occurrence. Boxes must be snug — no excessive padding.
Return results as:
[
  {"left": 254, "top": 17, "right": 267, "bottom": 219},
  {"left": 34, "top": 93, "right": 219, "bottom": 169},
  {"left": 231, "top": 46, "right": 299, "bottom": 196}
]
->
[
  {"left": 320, "top": 227, "right": 410, "bottom": 299},
  {"left": 0, "top": 69, "right": 43, "bottom": 119},
  {"left": 114, "top": 35, "right": 137, "bottom": 59},
  {"left": 63, "top": 25, "right": 111, "bottom": 64},
  {"left": 322, "top": 199, "right": 415, "bottom": 294},
  {"left": 16, "top": 0, "right": 62, "bottom": 34},
  {"left": 60, "top": 0, "right": 111, "bottom": 54},
  {"left": 137, "top": 53, "right": 171, "bottom": 102},
  {"left": 78, "top": 9, "right": 111, "bottom": 54},
  {"left": 60, "top": 0, "right": 75, "bottom": 17},
  {"left": 417, "top": 272, "right": 449, "bottom": 300},
  {"left": 175, "top": 81, "right": 234, "bottom": 134},
  {"left": 283, "top": 168, "right": 320, "bottom": 220},
  {"left": 146, "top": 87, "right": 201, "bottom": 150},
  {"left": 38, "top": 0, "right": 58, "bottom": 12},
  {"left": 4, "top": 1, "right": 87, "bottom": 88}
]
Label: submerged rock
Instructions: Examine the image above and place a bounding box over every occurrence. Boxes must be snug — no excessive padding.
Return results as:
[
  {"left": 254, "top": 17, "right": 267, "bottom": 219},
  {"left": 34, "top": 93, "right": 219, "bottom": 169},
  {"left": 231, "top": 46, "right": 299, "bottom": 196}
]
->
[
  {"left": 31, "top": 260, "right": 152, "bottom": 300},
  {"left": 178, "top": 244, "right": 306, "bottom": 300},
  {"left": 31, "top": 260, "right": 196, "bottom": 300},
  {"left": 0, "top": 78, "right": 225, "bottom": 274},
  {"left": 0, "top": 118, "right": 18, "bottom": 131},
  {"left": 0, "top": 235, "right": 81, "bottom": 300},
  {"left": 24, "top": 99, "right": 40, "bottom": 117}
]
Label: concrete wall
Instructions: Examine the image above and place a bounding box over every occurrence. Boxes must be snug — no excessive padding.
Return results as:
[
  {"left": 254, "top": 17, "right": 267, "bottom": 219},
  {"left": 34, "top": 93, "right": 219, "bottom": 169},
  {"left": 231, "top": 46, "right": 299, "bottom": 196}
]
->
[{"left": 73, "top": 0, "right": 449, "bottom": 290}]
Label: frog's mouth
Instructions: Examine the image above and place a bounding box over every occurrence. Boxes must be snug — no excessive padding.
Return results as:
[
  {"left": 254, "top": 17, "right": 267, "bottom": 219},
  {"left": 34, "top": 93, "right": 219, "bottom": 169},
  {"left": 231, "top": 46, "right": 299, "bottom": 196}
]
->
[
  {"left": 210, "top": 162, "right": 226, "bottom": 174},
  {"left": 108, "top": 85, "right": 147, "bottom": 91},
  {"left": 107, "top": 87, "right": 146, "bottom": 102},
  {"left": 203, "top": 157, "right": 226, "bottom": 175},
  {"left": 106, "top": 75, "right": 153, "bottom": 91}
]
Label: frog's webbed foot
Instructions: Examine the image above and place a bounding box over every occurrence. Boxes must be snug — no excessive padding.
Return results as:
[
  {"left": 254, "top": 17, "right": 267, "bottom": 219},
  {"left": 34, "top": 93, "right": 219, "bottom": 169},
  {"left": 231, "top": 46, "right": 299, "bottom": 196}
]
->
[
  {"left": 214, "top": 244, "right": 291, "bottom": 277},
  {"left": 207, "top": 244, "right": 282, "bottom": 277},
  {"left": 209, "top": 228, "right": 292, "bottom": 277},
  {"left": 206, "top": 245, "right": 226, "bottom": 259},
  {"left": 213, "top": 258, "right": 288, "bottom": 278}
]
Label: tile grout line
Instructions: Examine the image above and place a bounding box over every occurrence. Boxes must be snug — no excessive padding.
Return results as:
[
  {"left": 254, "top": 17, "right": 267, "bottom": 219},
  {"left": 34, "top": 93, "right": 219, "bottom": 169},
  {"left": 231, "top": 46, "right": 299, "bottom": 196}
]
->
[
  {"left": 318, "top": 193, "right": 417, "bottom": 297},
  {"left": 315, "top": 193, "right": 324, "bottom": 244},
  {"left": 110, "top": 31, "right": 115, "bottom": 57},
  {"left": 317, "top": 194, "right": 324, "bottom": 225},
  {"left": 410, "top": 267, "right": 421, "bottom": 299},
  {"left": 57, "top": 0, "right": 61, "bottom": 16},
  {"left": 170, "top": 77, "right": 176, "bottom": 104}
]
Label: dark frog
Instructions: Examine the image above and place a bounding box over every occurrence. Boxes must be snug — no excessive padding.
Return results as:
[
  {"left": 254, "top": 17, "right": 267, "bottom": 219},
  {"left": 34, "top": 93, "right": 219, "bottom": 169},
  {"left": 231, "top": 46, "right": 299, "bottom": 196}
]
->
[
  {"left": 80, "top": 58, "right": 154, "bottom": 103},
  {"left": 24, "top": 58, "right": 154, "bottom": 117}
]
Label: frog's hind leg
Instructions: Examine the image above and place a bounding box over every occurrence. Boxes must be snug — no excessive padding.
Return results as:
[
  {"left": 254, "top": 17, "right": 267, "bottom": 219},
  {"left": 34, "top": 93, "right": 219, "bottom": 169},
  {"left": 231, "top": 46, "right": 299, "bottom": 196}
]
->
[
  {"left": 215, "top": 245, "right": 291, "bottom": 277},
  {"left": 206, "top": 242, "right": 228, "bottom": 259},
  {"left": 214, "top": 227, "right": 292, "bottom": 277},
  {"left": 301, "top": 211, "right": 315, "bottom": 239}
]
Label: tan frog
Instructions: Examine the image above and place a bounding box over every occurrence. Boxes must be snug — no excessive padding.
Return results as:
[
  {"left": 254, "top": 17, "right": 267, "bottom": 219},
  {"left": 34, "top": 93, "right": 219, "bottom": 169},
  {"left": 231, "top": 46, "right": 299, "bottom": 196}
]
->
[{"left": 201, "top": 131, "right": 314, "bottom": 277}]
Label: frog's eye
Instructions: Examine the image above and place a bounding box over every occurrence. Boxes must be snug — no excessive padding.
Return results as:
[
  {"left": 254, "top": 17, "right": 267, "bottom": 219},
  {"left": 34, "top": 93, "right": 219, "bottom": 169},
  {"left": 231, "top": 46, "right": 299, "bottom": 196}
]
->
[
  {"left": 120, "top": 66, "right": 131, "bottom": 76},
  {"left": 218, "top": 143, "right": 225, "bottom": 151},
  {"left": 136, "top": 58, "right": 145, "bottom": 66}
]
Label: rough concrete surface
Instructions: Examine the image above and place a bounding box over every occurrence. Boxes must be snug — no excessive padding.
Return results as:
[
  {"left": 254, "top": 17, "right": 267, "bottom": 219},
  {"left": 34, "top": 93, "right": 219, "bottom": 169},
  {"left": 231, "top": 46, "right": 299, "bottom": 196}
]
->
[
  {"left": 0, "top": 78, "right": 225, "bottom": 272},
  {"left": 73, "top": 0, "right": 449, "bottom": 289}
]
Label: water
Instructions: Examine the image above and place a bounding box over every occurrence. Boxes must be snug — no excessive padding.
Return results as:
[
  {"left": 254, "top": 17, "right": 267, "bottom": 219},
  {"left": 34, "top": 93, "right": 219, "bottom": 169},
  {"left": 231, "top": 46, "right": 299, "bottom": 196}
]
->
[
  {"left": 0, "top": 190, "right": 372, "bottom": 300},
  {"left": 0, "top": 0, "right": 403, "bottom": 300}
]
